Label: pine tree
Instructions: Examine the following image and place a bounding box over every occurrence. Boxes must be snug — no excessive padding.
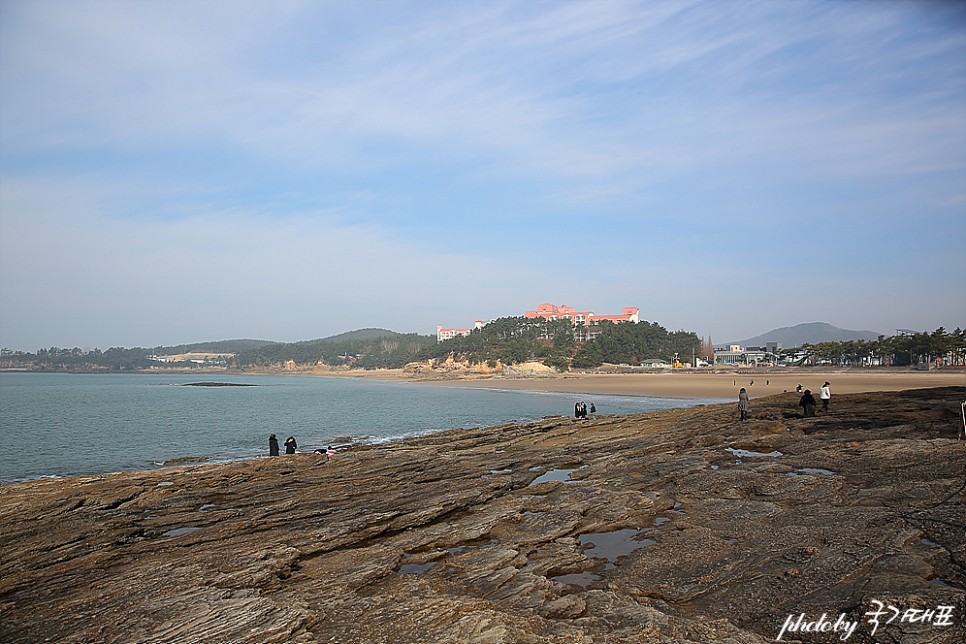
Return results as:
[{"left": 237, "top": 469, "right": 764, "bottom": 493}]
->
[{"left": 701, "top": 336, "right": 714, "bottom": 360}]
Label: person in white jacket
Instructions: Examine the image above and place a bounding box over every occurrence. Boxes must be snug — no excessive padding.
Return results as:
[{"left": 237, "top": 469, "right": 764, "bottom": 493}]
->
[{"left": 820, "top": 382, "right": 831, "bottom": 412}]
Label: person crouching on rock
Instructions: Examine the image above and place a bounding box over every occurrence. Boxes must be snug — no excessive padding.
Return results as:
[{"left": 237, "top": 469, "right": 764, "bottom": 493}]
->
[
  {"left": 284, "top": 436, "right": 297, "bottom": 454},
  {"left": 269, "top": 434, "right": 279, "bottom": 456},
  {"left": 799, "top": 390, "right": 817, "bottom": 418}
]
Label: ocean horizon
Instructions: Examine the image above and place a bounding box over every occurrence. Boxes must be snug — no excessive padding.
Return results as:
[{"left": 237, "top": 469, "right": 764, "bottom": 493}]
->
[{"left": 0, "top": 372, "right": 718, "bottom": 484}]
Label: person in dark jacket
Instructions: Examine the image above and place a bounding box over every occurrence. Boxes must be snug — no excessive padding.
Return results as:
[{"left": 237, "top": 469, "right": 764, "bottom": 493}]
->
[
  {"left": 738, "top": 388, "right": 749, "bottom": 421},
  {"left": 269, "top": 434, "right": 279, "bottom": 456},
  {"left": 574, "top": 401, "right": 587, "bottom": 418},
  {"left": 284, "top": 436, "right": 297, "bottom": 454},
  {"left": 799, "top": 390, "right": 817, "bottom": 418}
]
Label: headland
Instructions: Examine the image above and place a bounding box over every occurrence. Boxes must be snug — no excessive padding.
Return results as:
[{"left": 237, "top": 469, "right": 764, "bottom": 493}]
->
[{"left": 1, "top": 386, "right": 963, "bottom": 642}]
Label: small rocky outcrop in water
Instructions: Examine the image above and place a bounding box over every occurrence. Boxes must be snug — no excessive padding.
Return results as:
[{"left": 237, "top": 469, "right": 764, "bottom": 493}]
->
[
  {"left": 0, "top": 387, "right": 963, "bottom": 643},
  {"left": 183, "top": 382, "right": 257, "bottom": 387}
]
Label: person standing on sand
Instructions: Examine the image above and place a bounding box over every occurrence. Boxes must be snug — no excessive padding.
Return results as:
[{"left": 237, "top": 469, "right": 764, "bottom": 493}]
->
[
  {"left": 799, "top": 389, "right": 817, "bottom": 418},
  {"left": 820, "top": 381, "right": 831, "bottom": 412},
  {"left": 738, "top": 388, "right": 749, "bottom": 421},
  {"left": 269, "top": 434, "right": 279, "bottom": 457},
  {"left": 284, "top": 436, "right": 297, "bottom": 454}
]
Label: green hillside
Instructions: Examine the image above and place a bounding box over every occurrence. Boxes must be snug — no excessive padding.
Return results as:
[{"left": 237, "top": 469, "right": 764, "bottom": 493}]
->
[
  {"left": 233, "top": 330, "right": 436, "bottom": 369},
  {"left": 156, "top": 339, "right": 275, "bottom": 354}
]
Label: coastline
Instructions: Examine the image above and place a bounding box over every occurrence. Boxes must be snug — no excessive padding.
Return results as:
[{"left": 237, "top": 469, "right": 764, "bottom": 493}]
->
[
  {"left": 1, "top": 385, "right": 963, "bottom": 643},
  {"left": 392, "top": 368, "right": 966, "bottom": 400},
  {"left": 5, "top": 365, "right": 963, "bottom": 401},
  {"left": 226, "top": 363, "right": 965, "bottom": 401}
]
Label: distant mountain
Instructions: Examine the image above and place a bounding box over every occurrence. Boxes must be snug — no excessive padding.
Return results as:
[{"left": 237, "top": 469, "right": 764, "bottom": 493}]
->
[{"left": 734, "top": 322, "right": 883, "bottom": 348}]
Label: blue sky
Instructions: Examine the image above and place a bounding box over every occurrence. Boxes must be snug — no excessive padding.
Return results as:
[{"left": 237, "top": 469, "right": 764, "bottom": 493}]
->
[{"left": 1, "top": 0, "right": 964, "bottom": 350}]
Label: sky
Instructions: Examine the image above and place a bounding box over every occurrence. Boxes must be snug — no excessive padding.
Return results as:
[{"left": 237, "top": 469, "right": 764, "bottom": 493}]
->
[{"left": 1, "top": 0, "right": 964, "bottom": 351}]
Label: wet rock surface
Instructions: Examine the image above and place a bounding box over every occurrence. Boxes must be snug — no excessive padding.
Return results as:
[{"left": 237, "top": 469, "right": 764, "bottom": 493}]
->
[{"left": 1, "top": 387, "right": 963, "bottom": 643}]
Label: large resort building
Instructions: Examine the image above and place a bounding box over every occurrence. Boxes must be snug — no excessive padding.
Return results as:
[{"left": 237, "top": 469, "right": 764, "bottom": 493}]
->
[
  {"left": 524, "top": 303, "right": 640, "bottom": 327},
  {"left": 437, "top": 303, "right": 640, "bottom": 342},
  {"left": 436, "top": 321, "right": 485, "bottom": 342}
]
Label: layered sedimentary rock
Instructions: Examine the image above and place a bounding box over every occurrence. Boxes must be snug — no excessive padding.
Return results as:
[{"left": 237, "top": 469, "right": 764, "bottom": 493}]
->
[{"left": 1, "top": 387, "right": 963, "bottom": 643}]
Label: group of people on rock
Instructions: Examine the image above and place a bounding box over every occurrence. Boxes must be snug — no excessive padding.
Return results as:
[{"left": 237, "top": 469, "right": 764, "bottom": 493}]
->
[
  {"left": 738, "top": 381, "right": 831, "bottom": 420},
  {"left": 574, "top": 401, "right": 596, "bottom": 418},
  {"left": 268, "top": 434, "right": 298, "bottom": 456},
  {"left": 798, "top": 381, "right": 832, "bottom": 417},
  {"left": 268, "top": 434, "right": 338, "bottom": 458}
]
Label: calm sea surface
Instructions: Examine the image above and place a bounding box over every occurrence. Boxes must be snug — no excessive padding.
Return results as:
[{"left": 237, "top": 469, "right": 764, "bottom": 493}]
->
[{"left": 0, "top": 372, "right": 717, "bottom": 483}]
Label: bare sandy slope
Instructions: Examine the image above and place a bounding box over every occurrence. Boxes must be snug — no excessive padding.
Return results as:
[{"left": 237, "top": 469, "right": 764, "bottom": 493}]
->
[{"left": 426, "top": 370, "right": 966, "bottom": 400}]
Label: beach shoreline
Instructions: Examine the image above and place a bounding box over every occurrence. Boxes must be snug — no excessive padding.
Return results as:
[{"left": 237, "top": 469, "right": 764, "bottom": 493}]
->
[
  {"left": 6, "top": 365, "right": 963, "bottom": 402},
  {"left": 374, "top": 367, "right": 966, "bottom": 400}
]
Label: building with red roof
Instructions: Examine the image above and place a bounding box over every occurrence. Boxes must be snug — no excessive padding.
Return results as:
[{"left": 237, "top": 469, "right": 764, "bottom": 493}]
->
[
  {"left": 524, "top": 303, "right": 639, "bottom": 330},
  {"left": 438, "top": 304, "right": 638, "bottom": 342}
]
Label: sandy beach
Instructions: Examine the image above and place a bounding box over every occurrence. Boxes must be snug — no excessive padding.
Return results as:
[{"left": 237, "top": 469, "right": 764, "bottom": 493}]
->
[{"left": 423, "top": 369, "right": 966, "bottom": 400}]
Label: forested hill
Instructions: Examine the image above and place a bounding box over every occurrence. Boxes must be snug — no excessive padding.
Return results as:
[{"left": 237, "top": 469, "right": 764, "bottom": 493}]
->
[
  {"left": 233, "top": 330, "right": 436, "bottom": 369},
  {"left": 160, "top": 339, "right": 275, "bottom": 354},
  {"left": 417, "top": 316, "right": 702, "bottom": 371}
]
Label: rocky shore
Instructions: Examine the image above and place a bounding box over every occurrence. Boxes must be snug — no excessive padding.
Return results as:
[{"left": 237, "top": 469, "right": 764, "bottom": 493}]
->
[{"left": 1, "top": 387, "right": 964, "bottom": 643}]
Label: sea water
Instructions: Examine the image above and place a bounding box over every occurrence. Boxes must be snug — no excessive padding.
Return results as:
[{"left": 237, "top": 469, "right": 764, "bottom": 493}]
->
[{"left": 0, "top": 372, "right": 714, "bottom": 483}]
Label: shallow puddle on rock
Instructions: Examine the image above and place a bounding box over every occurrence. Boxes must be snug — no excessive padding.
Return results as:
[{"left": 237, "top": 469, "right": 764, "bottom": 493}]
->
[
  {"left": 654, "top": 517, "right": 671, "bottom": 527},
  {"left": 580, "top": 529, "right": 656, "bottom": 563},
  {"left": 399, "top": 562, "right": 435, "bottom": 575},
  {"left": 162, "top": 527, "right": 201, "bottom": 537},
  {"left": 921, "top": 538, "right": 942, "bottom": 548},
  {"left": 786, "top": 467, "right": 836, "bottom": 476},
  {"left": 551, "top": 571, "right": 601, "bottom": 588},
  {"left": 489, "top": 468, "right": 513, "bottom": 475},
  {"left": 528, "top": 468, "right": 580, "bottom": 486},
  {"left": 198, "top": 504, "right": 216, "bottom": 511},
  {"left": 726, "top": 447, "right": 784, "bottom": 458}
]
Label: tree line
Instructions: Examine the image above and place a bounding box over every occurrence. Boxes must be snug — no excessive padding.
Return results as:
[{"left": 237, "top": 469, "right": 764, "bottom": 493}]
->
[
  {"left": 3, "top": 324, "right": 962, "bottom": 373},
  {"left": 0, "top": 339, "right": 273, "bottom": 371},
  {"left": 782, "top": 327, "right": 966, "bottom": 367}
]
